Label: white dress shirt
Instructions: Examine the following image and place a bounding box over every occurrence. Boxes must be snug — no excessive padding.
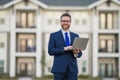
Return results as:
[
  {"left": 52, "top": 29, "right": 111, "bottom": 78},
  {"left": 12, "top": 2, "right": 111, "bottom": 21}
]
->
[{"left": 61, "top": 29, "right": 78, "bottom": 57}]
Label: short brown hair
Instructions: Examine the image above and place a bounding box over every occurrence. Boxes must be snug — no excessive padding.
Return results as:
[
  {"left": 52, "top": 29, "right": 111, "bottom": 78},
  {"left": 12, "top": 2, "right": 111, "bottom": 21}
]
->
[{"left": 60, "top": 13, "right": 71, "bottom": 21}]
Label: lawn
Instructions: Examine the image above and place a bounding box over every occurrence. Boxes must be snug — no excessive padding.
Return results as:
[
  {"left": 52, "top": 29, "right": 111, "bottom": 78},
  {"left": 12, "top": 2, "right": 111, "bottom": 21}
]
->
[
  {"left": 0, "top": 74, "right": 17, "bottom": 80},
  {"left": 3, "top": 74, "right": 120, "bottom": 80},
  {"left": 32, "top": 75, "right": 102, "bottom": 80},
  {"left": 33, "top": 78, "right": 102, "bottom": 80}
]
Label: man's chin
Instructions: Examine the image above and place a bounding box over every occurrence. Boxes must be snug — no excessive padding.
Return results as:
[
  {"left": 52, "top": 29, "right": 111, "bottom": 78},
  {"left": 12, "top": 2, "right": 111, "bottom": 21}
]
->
[
  {"left": 63, "top": 28, "right": 69, "bottom": 31},
  {"left": 62, "top": 26, "right": 70, "bottom": 30}
]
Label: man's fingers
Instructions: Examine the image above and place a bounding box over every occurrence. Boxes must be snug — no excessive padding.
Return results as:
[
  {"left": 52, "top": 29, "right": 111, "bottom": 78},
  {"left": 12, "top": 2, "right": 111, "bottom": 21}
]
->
[
  {"left": 72, "top": 48, "right": 81, "bottom": 54},
  {"left": 64, "top": 46, "right": 73, "bottom": 50}
]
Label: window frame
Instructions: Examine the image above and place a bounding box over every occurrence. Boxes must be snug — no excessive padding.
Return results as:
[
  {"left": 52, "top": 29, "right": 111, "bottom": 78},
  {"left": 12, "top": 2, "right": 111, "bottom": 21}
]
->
[
  {"left": 16, "top": 33, "right": 36, "bottom": 52},
  {"left": 99, "top": 12, "right": 114, "bottom": 29}
]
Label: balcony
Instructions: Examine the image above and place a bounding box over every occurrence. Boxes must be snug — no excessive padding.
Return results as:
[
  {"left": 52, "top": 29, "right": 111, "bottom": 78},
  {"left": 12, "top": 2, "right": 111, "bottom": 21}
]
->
[
  {"left": 98, "top": 58, "right": 118, "bottom": 77},
  {"left": 99, "top": 11, "right": 119, "bottom": 30},
  {"left": 16, "top": 33, "right": 36, "bottom": 52},
  {"left": 16, "top": 10, "right": 36, "bottom": 28},
  {"left": 98, "top": 34, "right": 119, "bottom": 53}
]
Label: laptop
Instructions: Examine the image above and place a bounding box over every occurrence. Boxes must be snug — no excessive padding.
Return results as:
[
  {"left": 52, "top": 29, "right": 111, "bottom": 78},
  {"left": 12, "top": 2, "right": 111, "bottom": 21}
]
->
[{"left": 72, "top": 37, "right": 89, "bottom": 50}]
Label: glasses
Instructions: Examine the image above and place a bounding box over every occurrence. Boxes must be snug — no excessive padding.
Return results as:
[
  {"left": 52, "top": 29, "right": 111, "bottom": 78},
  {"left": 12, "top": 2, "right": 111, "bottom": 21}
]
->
[{"left": 61, "top": 20, "right": 71, "bottom": 23}]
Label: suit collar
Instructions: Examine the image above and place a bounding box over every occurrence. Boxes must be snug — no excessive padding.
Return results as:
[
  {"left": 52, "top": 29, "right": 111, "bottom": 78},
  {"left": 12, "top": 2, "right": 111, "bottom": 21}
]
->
[
  {"left": 61, "top": 29, "right": 70, "bottom": 34},
  {"left": 58, "top": 30, "right": 66, "bottom": 46},
  {"left": 59, "top": 30, "right": 74, "bottom": 46}
]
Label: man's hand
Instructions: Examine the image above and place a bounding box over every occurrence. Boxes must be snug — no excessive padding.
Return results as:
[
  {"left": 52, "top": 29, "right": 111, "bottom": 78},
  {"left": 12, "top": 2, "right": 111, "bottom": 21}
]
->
[
  {"left": 64, "top": 46, "right": 73, "bottom": 51},
  {"left": 72, "top": 48, "right": 81, "bottom": 54}
]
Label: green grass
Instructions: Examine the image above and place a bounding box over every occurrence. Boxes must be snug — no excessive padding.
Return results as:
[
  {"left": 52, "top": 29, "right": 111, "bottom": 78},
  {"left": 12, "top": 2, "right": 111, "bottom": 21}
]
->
[
  {"left": 33, "top": 75, "right": 102, "bottom": 80},
  {"left": 0, "top": 74, "right": 17, "bottom": 80},
  {"left": 0, "top": 74, "right": 102, "bottom": 80},
  {"left": 117, "top": 78, "right": 120, "bottom": 80},
  {"left": 33, "top": 75, "right": 53, "bottom": 80},
  {"left": 78, "top": 75, "right": 102, "bottom": 80}
]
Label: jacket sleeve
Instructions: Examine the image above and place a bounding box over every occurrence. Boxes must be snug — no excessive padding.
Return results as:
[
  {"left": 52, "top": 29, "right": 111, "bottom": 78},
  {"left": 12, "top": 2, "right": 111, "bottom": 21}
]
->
[
  {"left": 77, "top": 51, "right": 82, "bottom": 58},
  {"left": 48, "top": 33, "right": 64, "bottom": 56}
]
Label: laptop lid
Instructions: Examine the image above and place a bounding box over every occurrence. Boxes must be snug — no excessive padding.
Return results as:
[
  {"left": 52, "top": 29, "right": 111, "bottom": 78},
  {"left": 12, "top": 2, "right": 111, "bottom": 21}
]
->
[{"left": 72, "top": 37, "right": 89, "bottom": 50}]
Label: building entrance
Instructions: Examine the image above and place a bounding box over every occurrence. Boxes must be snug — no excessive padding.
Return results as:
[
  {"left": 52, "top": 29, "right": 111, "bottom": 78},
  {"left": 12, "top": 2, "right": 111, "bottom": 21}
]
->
[
  {"left": 99, "top": 63, "right": 113, "bottom": 77},
  {"left": 16, "top": 58, "right": 35, "bottom": 76},
  {"left": 99, "top": 58, "right": 118, "bottom": 77}
]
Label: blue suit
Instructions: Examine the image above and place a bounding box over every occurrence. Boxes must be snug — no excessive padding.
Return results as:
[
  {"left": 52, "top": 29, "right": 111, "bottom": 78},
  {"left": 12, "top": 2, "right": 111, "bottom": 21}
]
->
[{"left": 48, "top": 30, "right": 82, "bottom": 80}]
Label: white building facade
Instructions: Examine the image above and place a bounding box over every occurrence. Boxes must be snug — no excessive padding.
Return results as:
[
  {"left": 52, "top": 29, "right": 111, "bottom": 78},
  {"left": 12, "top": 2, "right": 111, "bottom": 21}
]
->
[{"left": 0, "top": 0, "right": 120, "bottom": 78}]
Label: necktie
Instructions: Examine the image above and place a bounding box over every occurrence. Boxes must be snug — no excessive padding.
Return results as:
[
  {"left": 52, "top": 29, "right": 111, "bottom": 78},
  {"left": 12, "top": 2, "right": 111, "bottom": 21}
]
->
[{"left": 65, "top": 32, "right": 70, "bottom": 46}]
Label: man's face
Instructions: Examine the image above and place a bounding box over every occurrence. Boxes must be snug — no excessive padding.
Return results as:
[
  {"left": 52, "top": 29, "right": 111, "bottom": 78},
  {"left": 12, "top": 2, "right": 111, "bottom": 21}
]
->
[{"left": 61, "top": 16, "right": 71, "bottom": 31}]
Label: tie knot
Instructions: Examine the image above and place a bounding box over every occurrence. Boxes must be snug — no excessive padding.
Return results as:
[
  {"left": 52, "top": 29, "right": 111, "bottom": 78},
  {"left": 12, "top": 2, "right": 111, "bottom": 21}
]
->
[{"left": 65, "top": 32, "right": 68, "bottom": 35}]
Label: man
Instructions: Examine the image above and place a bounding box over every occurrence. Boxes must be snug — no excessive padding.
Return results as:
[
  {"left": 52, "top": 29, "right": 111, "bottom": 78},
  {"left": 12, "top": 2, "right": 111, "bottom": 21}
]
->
[{"left": 48, "top": 13, "right": 82, "bottom": 80}]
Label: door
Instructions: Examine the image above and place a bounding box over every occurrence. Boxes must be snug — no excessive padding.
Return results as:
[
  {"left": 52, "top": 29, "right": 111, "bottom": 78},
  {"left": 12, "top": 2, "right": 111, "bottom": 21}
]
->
[
  {"left": 20, "top": 63, "right": 33, "bottom": 76},
  {"left": 17, "top": 58, "right": 35, "bottom": 77},
  {"left": 20, "top": 63, "right": 27, "bottom": 76},
  {"left": 100, "top": 63, "right": 113, "bottom": 77}
]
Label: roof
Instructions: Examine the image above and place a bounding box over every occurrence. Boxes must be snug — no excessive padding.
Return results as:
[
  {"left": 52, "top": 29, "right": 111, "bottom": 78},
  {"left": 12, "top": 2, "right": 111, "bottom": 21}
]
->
[
  {"left": 0, "top": 0, "right": 120, "bottom": 9},
  {"left": 0, "top": 0, "right": 98, "bottom": 6},
  {"left": 39, "top": 0, "right": 98, "bottom": 6},
  {"left": 0, "top": 0, "right": 12, "bottom": 5}
]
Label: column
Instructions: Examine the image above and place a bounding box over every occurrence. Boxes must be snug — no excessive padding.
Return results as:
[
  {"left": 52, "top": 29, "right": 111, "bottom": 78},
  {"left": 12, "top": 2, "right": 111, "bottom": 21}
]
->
[
  {"left": 4, "top": 33, "right": 7, "bottom": 73},
  {"left": 118, "top": 29, "right": 120, "bottom": 76},
  {"left": 10, "top": 31, "right": 16, "bottom": 77},
  {"left": 92, "top": 9, "right": 99, "bottom": 77},
  {"left": 118, "top": 9, "right": 120, "bottom": 77},
  {"left": 9, "top": 7, "right": 16, "bottom": 77},
  {"left": 119, "top": 58, "right": 120, "bottom": 77},
  {"left": 36, "top": 8, "right": 42, "bottom": 77}
]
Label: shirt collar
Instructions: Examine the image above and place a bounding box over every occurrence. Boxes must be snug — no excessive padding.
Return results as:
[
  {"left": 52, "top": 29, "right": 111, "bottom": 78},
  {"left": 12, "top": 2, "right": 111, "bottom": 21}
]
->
[{"left": 61, "top": 29, "right": 70, "bottom": 34}]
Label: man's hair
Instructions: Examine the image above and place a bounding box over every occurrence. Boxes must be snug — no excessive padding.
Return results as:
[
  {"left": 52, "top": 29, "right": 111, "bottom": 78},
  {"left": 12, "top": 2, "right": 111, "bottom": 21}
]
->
[{"left": 60, "top": 13, "right": 71, "bottom": 21}]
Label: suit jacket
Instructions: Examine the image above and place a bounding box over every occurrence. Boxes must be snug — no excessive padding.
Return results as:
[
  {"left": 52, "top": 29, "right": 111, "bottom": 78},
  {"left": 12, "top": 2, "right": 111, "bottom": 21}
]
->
[{"left": 48, "top": 30, "right": 82, "bottom": 73}]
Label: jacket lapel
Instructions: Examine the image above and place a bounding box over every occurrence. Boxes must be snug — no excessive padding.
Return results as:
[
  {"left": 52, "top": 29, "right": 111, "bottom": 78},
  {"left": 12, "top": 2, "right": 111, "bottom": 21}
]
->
[
  {"left": 70, "top": 32, "right": 74, "bottom": 45},
  {"left": 59, "top": 30, "right": 66, "bottom": 46},
  {"left": 58, "top": 30, "right": 74, "bottom": 46}
]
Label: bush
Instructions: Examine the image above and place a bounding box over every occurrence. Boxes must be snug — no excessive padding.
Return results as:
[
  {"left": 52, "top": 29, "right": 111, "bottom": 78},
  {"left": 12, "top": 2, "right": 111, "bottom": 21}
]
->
[
  {"left": 0, "top": 73, "right": 17, "bottom": 80},
  {"left": 117, "top": 77, "right": 120, "bottom": 80},
  {"left": 33, "top": 75, "right": 102, "bottom": 80},
  {"left": 78, "top": 74, "right": 91, "bottom": 79},
  {"left": 78, "top": 75, "right": 102, "bottom": 80},
  {"left": 0, "top": 74, "right": 9, "bottom": 79},
  {"left": 33, "top": 75, "right": 53, "bottom": 80},
  {"left": 41, "top": 75, "right": 53, "bottom": 79}
]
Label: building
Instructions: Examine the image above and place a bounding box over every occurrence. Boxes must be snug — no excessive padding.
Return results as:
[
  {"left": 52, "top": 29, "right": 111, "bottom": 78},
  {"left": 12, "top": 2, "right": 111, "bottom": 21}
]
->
[{"left": 0, "top": 0, "right": 120, "bottom": 78}]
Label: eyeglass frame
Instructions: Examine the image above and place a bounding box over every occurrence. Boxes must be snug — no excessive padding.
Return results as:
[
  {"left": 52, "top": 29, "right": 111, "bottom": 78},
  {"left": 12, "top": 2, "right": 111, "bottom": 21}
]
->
[{"left": 60, "top": 20, "right": 71, "bottom": 23}]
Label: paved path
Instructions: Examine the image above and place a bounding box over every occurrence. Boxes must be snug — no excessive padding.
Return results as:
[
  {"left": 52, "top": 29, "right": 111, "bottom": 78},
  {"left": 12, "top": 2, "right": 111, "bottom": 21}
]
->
[{"left": 18, "top": 77, "right": 32, "bottom": 80}]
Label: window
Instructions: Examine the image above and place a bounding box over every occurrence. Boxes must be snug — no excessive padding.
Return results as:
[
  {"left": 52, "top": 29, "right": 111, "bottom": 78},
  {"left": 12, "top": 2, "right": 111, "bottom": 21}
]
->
[
  {"left": 16, "top": 10, "right": 36, "bottom": 28},
  {"left": 48, "top": 67, "right": 51, "bottom": 72},
  {"left": 16, "top": 33, "right": 36, "bottom": 52},
  {"left": 75, "top": 19, "right": 79, "bottom": 25},
  {"left": 55, "top": 19, "right": 59, "bottom": 25},
  {"left": 99, "top": 34, "right": 118, "bottom": 53},
  {"left": 0, "top": 60, "right": 4, "bottom": 74},
  {"left": 0, "top": 34, "right": 5, "bottom": 48},
  {"left": 99, "top": 39, "right": 113, "bottom": 52},
  {"left": 0, "top": 42, "right": 4, "bottom": 48},
  {"left": 82, "top": 19, "right": 87, "bottom": 25},
  {"left": 99, "top": 63, "right": 113, "bottom": 77},
  {"left": 82, "top": 60, "right": 86, "bottom": 73},
  {"left": 48, "top": 19, "right": 52, "bottom": 25},
  {"left": 99, "top": 12, "right": 118, "bottom": 29},
  {"left": 0, "top": 18, "right": 5, "bottom": 24},
  {"left": 99, "top": 58, "right": 118, "bottom": 77},
  {"left": 17, "top": 58, "right": 35, "bottom": 76},
  {"left": 100, "top": 13, "right": 113, "bottom": 29}
]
